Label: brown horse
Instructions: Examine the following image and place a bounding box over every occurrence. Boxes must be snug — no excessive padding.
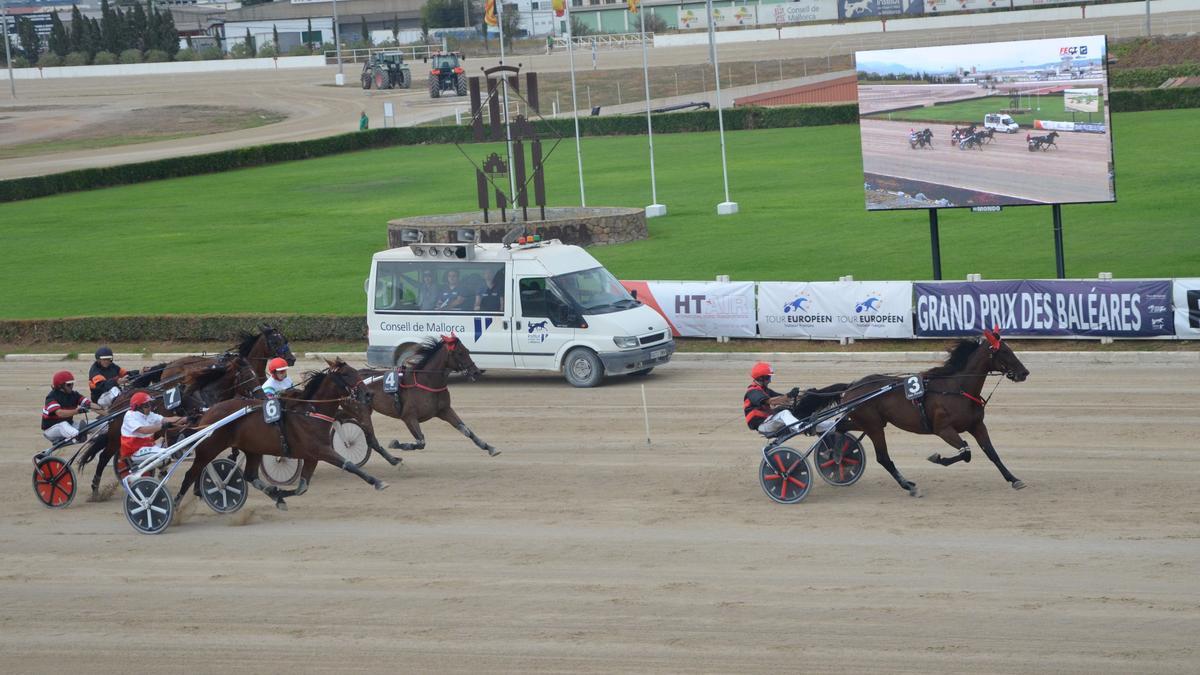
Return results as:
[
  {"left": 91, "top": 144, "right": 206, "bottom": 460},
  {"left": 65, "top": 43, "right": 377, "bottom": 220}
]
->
[
  {"left": 77, "top": 355, "right": 259, "bottom": 497},
  {"left": 820, "top": 328, "right": 1029, "bottom": 497},
  {"left": 128, "top": 324, "right": 295, "bottom": 390},
  {"left": 361, "top": 335, "right": 500, "bottom": 458},
  {"left": 175, "top": 358, "right": 386, "bottom": 511}
]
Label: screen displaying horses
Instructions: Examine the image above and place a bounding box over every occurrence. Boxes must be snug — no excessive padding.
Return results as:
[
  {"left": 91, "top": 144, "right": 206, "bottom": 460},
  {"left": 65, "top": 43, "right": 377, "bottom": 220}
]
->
[{"left": 855, "top": 35, "right": 1115, "bottom": 211}]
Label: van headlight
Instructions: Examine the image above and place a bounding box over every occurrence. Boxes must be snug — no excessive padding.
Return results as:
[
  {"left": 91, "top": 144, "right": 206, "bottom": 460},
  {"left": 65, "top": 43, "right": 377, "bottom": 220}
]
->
[{"left": 613, "top": 336, "right": 638, "bottom": 349}]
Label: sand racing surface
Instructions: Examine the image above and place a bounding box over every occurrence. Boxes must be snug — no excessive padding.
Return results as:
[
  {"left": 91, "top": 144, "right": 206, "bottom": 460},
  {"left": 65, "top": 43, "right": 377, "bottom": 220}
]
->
[{"left": 1, "top": 355, "right": 1197, "bottom": 672}]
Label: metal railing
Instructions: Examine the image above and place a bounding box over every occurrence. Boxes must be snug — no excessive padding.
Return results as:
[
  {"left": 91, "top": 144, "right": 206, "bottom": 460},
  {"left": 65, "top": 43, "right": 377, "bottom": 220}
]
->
[
  {"left": 552, "top": 32, "right": 653, "bottom": 51},
  {"left": 324, "top": 44, "right": 440, "bottom": 65}
]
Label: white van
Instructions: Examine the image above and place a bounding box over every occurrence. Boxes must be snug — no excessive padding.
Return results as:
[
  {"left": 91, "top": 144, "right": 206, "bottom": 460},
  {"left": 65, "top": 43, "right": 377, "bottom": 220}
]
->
[
  {"left": 366, "top": 238, "right": 675, "bottom": 387},
  {"left": 984, "top": 113, "right": 1020, "bottom": 133}
]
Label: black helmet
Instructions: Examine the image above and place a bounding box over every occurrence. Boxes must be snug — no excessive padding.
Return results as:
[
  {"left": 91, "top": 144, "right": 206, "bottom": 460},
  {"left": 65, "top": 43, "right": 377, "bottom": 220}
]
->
[{"left": 95, "top": 346, "right": 114, "bottom": 360}]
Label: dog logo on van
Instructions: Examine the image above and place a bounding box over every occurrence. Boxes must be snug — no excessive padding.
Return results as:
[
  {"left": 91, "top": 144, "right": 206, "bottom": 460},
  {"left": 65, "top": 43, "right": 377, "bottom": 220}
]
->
[{"left": 527, "top": 320, "right": 549, "bottom": 343}]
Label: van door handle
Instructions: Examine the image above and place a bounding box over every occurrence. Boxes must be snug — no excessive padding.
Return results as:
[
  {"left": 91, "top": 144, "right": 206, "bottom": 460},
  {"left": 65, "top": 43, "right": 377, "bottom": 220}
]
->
[
  {"left": 514, "top": 321, "right": 521, "bottom": 330},
  {"left": 502, "top": 320, "right": 510, "bottom": 330}
]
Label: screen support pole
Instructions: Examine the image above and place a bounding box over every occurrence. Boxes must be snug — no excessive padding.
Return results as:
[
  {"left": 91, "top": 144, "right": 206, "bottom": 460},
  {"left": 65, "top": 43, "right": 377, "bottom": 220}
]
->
[
  {"left": 928, "top": 208, "right": 942, "bottom": 280},
  {"left": 1052, "top": 203, "right": 1065, "bottom": 279}
]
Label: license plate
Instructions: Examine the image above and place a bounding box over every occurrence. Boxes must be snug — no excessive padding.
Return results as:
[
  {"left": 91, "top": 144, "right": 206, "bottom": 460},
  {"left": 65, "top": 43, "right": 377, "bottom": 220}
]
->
[{"left": 649, "top": 348, "right": 667, "bottom": 360}]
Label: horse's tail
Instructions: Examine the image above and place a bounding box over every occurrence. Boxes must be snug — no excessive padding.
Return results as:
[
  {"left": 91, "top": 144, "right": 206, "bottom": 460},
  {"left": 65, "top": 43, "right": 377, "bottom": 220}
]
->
[
  {"left": 792, "top": 383, "right": 851, "bottom": 421},
  {"left": 77, "top": 432, "right": 108, "bottom": 470},
  {"left": 391, "top": 344, "right": 408, "bottom": 366}
]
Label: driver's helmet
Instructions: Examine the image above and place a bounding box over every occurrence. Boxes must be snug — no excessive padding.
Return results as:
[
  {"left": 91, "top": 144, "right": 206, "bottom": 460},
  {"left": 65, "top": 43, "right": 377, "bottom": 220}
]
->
[
  {"left": 52, "top": 371, "right": 75, "bottom": 389},
  {"left": 750, "top": 362, "right": 774, "bottom": 381},
  {"left": 267, "top": 357, "right": 289, "bottom": 376},
  {"left": 130, "top": 391, "right": 153, "bottom": 409},
  {"left": 95, "top": 346, "right": 114, "bottom": 360}
]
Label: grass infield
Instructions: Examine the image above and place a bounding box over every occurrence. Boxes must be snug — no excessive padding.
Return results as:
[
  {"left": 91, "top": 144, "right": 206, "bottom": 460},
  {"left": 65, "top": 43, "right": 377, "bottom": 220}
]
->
[{"left": 1, "top": 109, "right": 1196, "bottom": 320}]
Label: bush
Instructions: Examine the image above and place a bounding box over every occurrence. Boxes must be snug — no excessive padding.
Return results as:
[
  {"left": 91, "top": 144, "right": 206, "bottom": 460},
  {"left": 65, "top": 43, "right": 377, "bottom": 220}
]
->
[
  {"left": 119, "top": 49, "right": 143, "bottom": 64},
  {"left": 199, "top": 46, "right": 224, "bottom": 61},
  {"left": 1110, "top": 64, "right": 1200, "bottom": 89},
  {"left": 287, "top": 44, "right": 313, "bottom": 56},
  {"left": 64, "top": 51, "right": 89, "bottom": 66},
  {"left": 0, "top": 315, "right": 366, "bottom": 344},
  {"left": 230, "top": 42, "right": 254, "bottom": 59},
  {"left": 173, "top": 48, "right": 198, "bottom": 61},
  {"left": 1111, "top": 86, "right": 1200, "bottom": 112},
  {"left": 93, "top": 51, "right": 117, "bottom": 65},
  {"left": 37, "top": 53, "right": 64, "bottom": 67},
  {"left": 258, "top": 43, "right": 278, "bottom": 58},
  {"left": 145, "top": 49, "right": 170, "bottom": 63},
  {"left": 11, "top": 55, "right": 30, "bottom": 68}
]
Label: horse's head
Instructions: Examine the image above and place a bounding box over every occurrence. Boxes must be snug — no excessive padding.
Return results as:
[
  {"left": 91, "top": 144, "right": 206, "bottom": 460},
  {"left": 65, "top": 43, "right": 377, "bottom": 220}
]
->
[
  {"left": 324, "top": 357, "right": 370, "bottom": 404},
  {"left": 231, "top": 357, "right": 259, "bottom": 399},
  {"left": 983, "top": 327, "right": 1029, "bottom": 382},
  {"left": 441, "top": 333, "right": 483, "bottom": 382},
  {"left": 259, "top": 323, "right": 296, "bottom": 366}
]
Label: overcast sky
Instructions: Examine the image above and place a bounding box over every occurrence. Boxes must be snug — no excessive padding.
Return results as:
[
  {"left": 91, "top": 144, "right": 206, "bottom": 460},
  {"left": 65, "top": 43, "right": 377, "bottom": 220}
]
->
[{"left": 858, "top": 35, "right": 1107, "bottom": 72}]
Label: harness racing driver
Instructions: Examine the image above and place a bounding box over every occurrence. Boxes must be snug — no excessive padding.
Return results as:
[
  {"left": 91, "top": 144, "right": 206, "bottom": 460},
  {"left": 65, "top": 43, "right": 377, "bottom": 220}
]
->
[{"left": 118, "top": 391, "right": 185, "bottom": 478}]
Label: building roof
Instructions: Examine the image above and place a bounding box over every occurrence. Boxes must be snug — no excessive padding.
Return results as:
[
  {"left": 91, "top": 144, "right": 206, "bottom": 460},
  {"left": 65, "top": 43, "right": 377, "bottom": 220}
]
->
[{"left": 224, "top": 0, "right": 425, "bottom": 22}]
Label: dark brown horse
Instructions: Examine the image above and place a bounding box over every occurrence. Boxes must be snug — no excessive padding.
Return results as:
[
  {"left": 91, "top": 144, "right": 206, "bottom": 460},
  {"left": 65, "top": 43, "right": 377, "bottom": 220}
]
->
[
  {"left": 815, "top": 329, "right": 1029, "bottom": 497},
  {"left": 128, "top": 324, "right": 295, "bottom": 390},
  {"left": 361, "top": 335, "right": 500, "bottom": 458},
  {"left": 77, "top": 355, "right": 259, "bottom": 497},
  {"left": 175, "top": 358, "right": 386, "bottom": 511}
]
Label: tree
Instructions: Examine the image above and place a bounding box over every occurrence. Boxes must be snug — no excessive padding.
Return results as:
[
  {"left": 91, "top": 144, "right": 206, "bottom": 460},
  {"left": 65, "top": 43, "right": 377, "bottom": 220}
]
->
[
  {"left": 69, "top": 5, "right": 85, "bottom": 53},
  {"left": 49, "top": 12, "right": 70, "bottom": 57},
  {"left": 130, "top": 3, "right": 147, "bottom": 51},
  {"left": 570, "top": 16, "right": 591, "bottom": 37},
  {"left": 641, "top": 12, "right": 667, "bottom": 35},
  {"left": 85, "top": 17, "right": 102, "bottom": 58},
  {"left": 244, "top": 28, "right": 256, "bottom": 57},
  {"left": 17, "top": 17, "right": 42, "bottom": 63},
  {"left": 306, "top": 17, "right": 314, "bottom": 51},
  {"left": 359, "top": 15, "right": 370, "bottom": 45},
  {"left": 272, "top": 24, "right": 279, "bottom": 51},
  {"left": 145, "top": 1, "right": 161, "bottom": 52},
  {"left": 500, "top": 3, "right": 519, "bottom": 48},
  {"left": 100, "top": 0, "right": 120, "bottom": 54},
  {"left": 159, "top": 8, "right": 179, "bottom": 56},
  {"left": 423, "top": 0, "right": 478, "bottom": 29},
  {"left": 391, "top": 14, "right": 400, "bottom": 42}
]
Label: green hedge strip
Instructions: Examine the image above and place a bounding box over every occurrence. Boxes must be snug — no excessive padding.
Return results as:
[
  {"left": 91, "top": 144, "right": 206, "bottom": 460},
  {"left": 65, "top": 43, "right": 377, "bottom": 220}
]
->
[
  {"left": 1110, "top": 64, "right": 1200, "bottom": 90},
  {"left": 0, "top": 315, "right": 365, "bottom": 344},
  {"left": 0, "top": 88, "right": 1194, "bottom": 204}
]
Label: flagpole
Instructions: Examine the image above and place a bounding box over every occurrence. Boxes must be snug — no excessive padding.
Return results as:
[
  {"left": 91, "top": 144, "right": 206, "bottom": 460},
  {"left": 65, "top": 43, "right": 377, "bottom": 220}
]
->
[
  {"left": 639, "top": 5, "right": 664, "bottom": 218},
  {"left": 494, "top": 0, "right": 518, "bottom": 217},
  {"left": 2, "top": 0, "right": 15, "bottom": 98},
  {"left": 565, "top": 4, "right": 586, "bottom": 206},
  {"left": 706, "top": 0, "right": 737, "bottom": 215}
]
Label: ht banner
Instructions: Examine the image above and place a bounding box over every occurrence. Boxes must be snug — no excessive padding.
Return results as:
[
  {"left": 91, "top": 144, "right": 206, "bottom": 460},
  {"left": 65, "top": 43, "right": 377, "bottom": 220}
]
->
[
  {"left": 620, "top": 281, "right": 757, "bottom": 338},
  {"left": 758, "top": 282, "right": 914, "bottom": 339},
  {"left": 1173, "top": 279, "right": 1200, "bottom": 338},
  {"left": 914, "top": 280, "right": 1175, "bottom": 337}
]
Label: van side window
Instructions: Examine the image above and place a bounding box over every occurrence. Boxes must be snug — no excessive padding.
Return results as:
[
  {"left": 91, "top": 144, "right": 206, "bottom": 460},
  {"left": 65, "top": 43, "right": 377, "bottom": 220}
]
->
[
  {"left": 375, "top": 261, "right": 503, "bottom": 313},
  {"left": 519, "top": 278, "right": 548, "bottom": 317}
]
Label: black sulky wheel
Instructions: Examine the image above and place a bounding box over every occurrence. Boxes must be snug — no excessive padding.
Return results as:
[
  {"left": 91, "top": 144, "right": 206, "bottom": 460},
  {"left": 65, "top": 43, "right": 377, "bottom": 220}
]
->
[
  {"left": 123, "top": 478, "right": 174, "bottom": 535},
  {"left": 260, "top": 455, "right": 301, "bottom": 487},
  {"left": 759, "top": 447, "right": 812, "bottom": 504},
  {"left": 33, "top": 456, "right": 77, "bottom": 508},
  {"left": 814, "top": 432, "right": 867, "bottom": 487},
  {"left": 200, "top": 458, "right": 248, "bottom": 514},
  {"left": 331, "top": 421, "right": 372, "bottom": 468}
]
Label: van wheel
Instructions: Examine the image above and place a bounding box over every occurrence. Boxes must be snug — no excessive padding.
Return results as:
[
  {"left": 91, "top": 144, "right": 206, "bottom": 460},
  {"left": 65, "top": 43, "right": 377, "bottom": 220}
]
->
[
  {"left": 563, "top": 348, "right": 603, "bottom": 388},
  {"left": 629, "top": 368, "right": 653, "bottom": 377}
]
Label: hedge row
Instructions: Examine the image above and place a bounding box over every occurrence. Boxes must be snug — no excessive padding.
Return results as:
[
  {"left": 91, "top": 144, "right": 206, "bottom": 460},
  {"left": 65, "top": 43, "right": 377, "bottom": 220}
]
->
[
  {"left": 1, "top": 89, "right": 1195, "bottom": 204},
  {"left": 0, "top": 315, "right": 365, "bottom": 344},
  {"left": 1110, "top": 64, "right": 1200, "bottom": 90}
]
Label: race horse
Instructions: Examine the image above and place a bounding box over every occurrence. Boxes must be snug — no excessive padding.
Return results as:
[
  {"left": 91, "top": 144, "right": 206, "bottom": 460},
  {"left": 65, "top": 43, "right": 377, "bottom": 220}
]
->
[
  {"left": 978, "top": 127, "right": 996, "bottom": 144},
  {"left": 77, "top": 355, "right": 259, "bottom": 498},
  {"left": 950, "top": 124, "right": 978, "bottom": 146},
  {"left": 126, "top": 324, "right": 296, "bottom": 390},
  {"left": 175, "top": 358, "right": 387, "bottom": 511},
  {"left": 1028, "top": 131, "right": 1059, "bottom": 151},
  {"left": 362, "top": 334, "right": 500, "bottom": 459},
  {"left": 798, "top": 328, "right": 1029, "bottom": 497},
  {"left": 958, "top": 131, "right": 985, "bottom": 151},
  {"left": 908, "top": 128, "right": 934, "bottom": 149}
]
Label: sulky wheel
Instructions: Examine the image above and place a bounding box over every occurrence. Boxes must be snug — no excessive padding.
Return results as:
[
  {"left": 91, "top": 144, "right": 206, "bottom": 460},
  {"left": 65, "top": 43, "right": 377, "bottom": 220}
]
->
[
  {"left": 331, "top": 421, "right": 372, "bottom": 468},
  {"left": 200, "top": 458, "right": 248, "bottom": 514},
  {"left": 259, "top": 455, "right": 301, "bottom": 487},
  {"left": 814, "top": 432, "right": 867, "bottom": 487},
  {"left": 33, "top": 456, "right": 77, "bottom": 508},
  {"left": 759, "top": 447, "right": 812, "bottom": 504},
  {"left": 124, "top": 478, "right": 174, "bottom": 535}
]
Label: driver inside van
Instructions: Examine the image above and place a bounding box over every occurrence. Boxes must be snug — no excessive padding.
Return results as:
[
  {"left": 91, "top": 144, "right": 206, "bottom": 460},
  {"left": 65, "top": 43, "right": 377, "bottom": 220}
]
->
[
  {"left": 418, "top": 270, "right": 441, "bottom": 310},
  {"left": 437, "top": 270, "right": 470, "bottom": 311}
]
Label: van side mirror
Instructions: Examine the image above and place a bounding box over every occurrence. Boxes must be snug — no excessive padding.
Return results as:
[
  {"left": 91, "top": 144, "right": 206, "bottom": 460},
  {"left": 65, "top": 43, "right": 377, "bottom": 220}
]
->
[{"left": 629, "top": 289, "right": 637, "bottom": 300}]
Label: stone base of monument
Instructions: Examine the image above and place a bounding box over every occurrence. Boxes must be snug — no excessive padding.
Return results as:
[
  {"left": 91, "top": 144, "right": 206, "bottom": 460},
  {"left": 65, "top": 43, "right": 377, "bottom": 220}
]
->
[{"left": 387, "top": 207, "right": 647, "bottom": 249}]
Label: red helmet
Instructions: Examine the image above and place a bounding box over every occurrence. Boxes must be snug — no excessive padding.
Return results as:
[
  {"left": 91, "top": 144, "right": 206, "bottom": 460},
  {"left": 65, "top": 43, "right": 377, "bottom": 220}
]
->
[
  {"left": 130, "top": 392, "right": 153, "bottom": 409},
  {"left": 750, "top": 362, "right": 774, "bottom": 380},
  {"left": 52, "top": 371, "right": 75, "bottom": 388},
  {"left": 267, "top": 357, "right": 289, "bottom": 374}
]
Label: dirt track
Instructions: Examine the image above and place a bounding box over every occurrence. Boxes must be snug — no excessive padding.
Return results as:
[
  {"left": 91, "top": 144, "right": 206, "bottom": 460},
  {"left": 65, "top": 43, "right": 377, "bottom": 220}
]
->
[
  {"left": 861, "top": 118, "right": 1114, "bottom": 204},
  {"left": 2, "top": 355, "right": 1197, "bottom": 673}
]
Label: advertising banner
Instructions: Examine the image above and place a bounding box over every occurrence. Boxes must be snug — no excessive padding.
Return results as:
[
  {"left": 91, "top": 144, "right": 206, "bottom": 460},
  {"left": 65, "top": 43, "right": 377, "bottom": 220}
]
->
[
  {"left": 838, "top": 0, "right": 923, "bottom": 20},
  {"left": 914, "top": 280, "right": 1175, "bottom": 337},
  {"left": 1011, "top": 0, "right": 1075, "bottom": 7},
  {"left": 924, "top": 0, "right": 1004, "bottom": 13},
  {"left": 758, "top": 281, "right": 914, "bottom": 339},
  {"left": 769, "top": 2, "right": 838, "bottom": 24},
  {"left": 620, "top": 281, "right": 757, "bottom": 338},
  {"left": 1173, "top": 279, "right": 1200, "bottom": 339},
  {"left": 711, "top": 5, "right": 757, "bottom": 27},
  {"left": 678, "top": 7, "right": 705, "bottom": 29}
]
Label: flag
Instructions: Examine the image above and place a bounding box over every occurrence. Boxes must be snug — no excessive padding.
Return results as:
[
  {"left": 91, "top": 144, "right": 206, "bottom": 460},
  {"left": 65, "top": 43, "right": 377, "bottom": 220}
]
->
[
  {"left": 485, "top": 0, "right": 498, "bottom": 27},
  {"left": 628, "top": 0, "right": 639, "bottom": 13},
  {"left": 552, "top": 0, "right": 565, "bottom": 17}
]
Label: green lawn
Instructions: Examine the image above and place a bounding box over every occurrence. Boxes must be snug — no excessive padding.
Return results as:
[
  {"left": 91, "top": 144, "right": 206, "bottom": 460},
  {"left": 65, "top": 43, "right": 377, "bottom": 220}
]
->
[
  {"left": 868, "top": 94, "right": 1107, "bottom": 128},
  {"left": 1, "top": 109, "right": 1196, "bottom": 320}
]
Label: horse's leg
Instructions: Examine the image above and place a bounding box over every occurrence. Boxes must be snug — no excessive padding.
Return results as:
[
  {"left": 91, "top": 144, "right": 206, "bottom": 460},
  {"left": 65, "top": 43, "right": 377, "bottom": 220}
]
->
[
  {"left": 314, "top": 446, "right": 389, "bottom": 491},
  {"left": 389, "top": 415, "right": 427, "bottom": 451},
  {"left": 926, "top": 427, "right": 974, "bottom": 467},
  {"left": 859, "top": 417, "right": 920, "bottom": 497},
  {"left": 969, "top": 422, "right": 1025, "bottom": 490},
  {"left": 176, "top": 445, "right": 220, "bottom": 506},
  {"left": 265, "top": 459, "right": 318, "bottom": 510},
  {"left": 242, "top": 454, "right": 291, "bottom": 510},
  {"left": 90, "top": 440, "right": 115, "bottom": 495},
  {"left": 369, "top": 432, "right": 403, "bottom": 466},
  {"left": 438, "top": 407, "right": 500, "bottom": 457}
]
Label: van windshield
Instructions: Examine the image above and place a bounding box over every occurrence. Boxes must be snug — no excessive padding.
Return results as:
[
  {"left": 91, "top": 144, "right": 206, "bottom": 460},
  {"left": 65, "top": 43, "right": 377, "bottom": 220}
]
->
[{"left": 551, "top": 267, "right": 639, "bottom": 315}]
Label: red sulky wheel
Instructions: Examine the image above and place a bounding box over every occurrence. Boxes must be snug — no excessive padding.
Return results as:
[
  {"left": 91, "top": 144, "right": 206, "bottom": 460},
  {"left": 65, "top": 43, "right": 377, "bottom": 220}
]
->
[
  {"left": 814, "top": 432, "right": 867, "bottom": 487},
  {"left": 758, "top": 447, "right": 812, "bottom": 505},
  {"left": 33, "top": 456, "right": 77, "bottom": 508}
]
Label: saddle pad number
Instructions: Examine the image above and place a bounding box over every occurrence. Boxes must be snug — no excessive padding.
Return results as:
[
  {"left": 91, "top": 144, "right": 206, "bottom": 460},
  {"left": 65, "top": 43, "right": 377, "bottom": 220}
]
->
[
  {"left": 383, "top": 370, "right": 399, "bottom": 394},
  {"left": 904, "top": 376, "right": 925, "bottom": 401},
  {"left": 162, "top": 386, "right": 183, "bottom": 410},
  {"left": 263, "top": 398, "right": 281, "bottom": 423}
]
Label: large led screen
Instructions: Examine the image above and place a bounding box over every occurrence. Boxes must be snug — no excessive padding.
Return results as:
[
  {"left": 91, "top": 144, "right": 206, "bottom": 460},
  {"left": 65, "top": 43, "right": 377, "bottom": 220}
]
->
[{"left": 856, "top": 35, "right": 1115, "bottom": 211}]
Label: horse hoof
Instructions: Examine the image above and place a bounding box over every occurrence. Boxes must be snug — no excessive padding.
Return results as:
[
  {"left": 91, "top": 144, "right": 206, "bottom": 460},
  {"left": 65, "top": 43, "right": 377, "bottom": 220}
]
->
[
  {"left": 486, "top": 448, "right": 501, "bottom": 457},
  {"left": 275, "top": 500, "right": 288, "bottom": 511},
  {"left": 926, "top": 453, "right": 942, "bottom": 465},
  {"left": 388, "top": 440, "right": 401, "bottom": 449},
  {"left": 903, "top": 482, "right": 922, "bottom": 497},
  {"left": 375, "top": 481, "right": 390, "bottom": 491},
  {"left": 1012, "top": 479, "right": 1027, "bottom": 490}
]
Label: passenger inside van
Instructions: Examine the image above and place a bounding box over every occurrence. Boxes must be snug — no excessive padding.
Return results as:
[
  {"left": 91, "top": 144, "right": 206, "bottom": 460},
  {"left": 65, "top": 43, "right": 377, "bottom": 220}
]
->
[
  {"left": 418, "top": 270, "right": 441, "bottom": 310},
  {"left": 436, "top": 270, "right": 470, "bottom": 311},
  {"left": 475, "top": 269, "right": 504, "bottom": 312}
]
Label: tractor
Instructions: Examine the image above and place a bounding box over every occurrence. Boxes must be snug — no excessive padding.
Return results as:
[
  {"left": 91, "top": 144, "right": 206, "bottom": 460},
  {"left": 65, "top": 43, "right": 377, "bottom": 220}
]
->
[
  {"left": 361, "top": 52, "right": 412, "bottom": 90},
  {"left": 424, "top": 51, "right": 468, "bottom": 99}
]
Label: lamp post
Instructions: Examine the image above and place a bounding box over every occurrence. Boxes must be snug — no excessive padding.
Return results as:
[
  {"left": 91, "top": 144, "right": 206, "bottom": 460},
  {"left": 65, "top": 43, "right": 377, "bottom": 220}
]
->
[
  {"left": 2, "top": 0, "right": 15, "bottom": 99},
  {"left": 565, "top": 3, "right": 586, "bottom": 206},
  {"left": 495, "top": 0, "right": 519, "bottom": 213},
  {"left": 639, "top": 8, "right": 664, "bottom": 217},
  {"left": 706, "top": 0, "right": 736, "bottom": 215},
  {"left": 332, "top": 0, "right": 344, "bottom": 85}
]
